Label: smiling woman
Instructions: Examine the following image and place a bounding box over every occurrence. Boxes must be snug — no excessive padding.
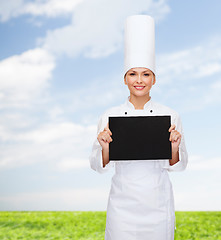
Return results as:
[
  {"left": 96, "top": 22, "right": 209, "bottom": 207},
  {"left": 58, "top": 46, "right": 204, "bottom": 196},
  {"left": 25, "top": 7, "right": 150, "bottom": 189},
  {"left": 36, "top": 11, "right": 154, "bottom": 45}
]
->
[
  {"left": 124, "top": 67, "right": 155, "bottom": 109},
  {"left": 89, "top": 15, "right": 188, "bottom": 240}
]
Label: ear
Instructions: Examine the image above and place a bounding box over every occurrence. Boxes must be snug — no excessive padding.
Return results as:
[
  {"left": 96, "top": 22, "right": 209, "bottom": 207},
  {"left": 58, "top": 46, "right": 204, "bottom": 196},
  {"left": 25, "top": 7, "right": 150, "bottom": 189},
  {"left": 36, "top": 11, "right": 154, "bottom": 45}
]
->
[
  {"left": 124, "top": 75, "right": 128, "bottom": 85},
  {"left": 152, "top": 75, "right": 156, "bottom": 85}
]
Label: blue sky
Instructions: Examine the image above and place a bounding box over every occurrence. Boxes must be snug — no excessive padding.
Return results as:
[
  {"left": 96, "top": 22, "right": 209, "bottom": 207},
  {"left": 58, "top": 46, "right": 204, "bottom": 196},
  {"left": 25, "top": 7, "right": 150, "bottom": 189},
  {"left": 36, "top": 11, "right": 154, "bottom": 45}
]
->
[{"left": 0, "top": 0, "right": 221, "bottom": 211}]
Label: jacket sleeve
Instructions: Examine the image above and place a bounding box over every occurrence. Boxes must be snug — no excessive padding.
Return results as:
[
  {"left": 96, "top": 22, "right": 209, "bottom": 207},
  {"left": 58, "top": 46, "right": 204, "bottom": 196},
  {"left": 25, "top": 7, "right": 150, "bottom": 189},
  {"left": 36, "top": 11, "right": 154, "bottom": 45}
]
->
[
  {"left": 166, "top": 113, "right": 188, "bottom": 172},
  {"left": 89, "top": 113, "right": 114, "bottom": 174}
]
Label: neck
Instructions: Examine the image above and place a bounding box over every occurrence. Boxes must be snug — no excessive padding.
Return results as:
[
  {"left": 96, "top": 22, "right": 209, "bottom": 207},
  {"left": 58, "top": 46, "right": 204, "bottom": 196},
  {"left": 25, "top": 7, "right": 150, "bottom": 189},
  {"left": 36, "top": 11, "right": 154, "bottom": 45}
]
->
[{"left": 129, "top": 94, "right": 151, "bottom": 109}]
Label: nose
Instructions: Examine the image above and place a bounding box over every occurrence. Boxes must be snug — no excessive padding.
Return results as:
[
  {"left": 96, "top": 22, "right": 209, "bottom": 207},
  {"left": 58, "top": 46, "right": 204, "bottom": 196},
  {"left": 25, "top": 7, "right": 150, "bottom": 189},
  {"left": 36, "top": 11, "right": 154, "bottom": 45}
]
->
[{"left": 136, "top": 74, "right": 143, "bottom": 83}]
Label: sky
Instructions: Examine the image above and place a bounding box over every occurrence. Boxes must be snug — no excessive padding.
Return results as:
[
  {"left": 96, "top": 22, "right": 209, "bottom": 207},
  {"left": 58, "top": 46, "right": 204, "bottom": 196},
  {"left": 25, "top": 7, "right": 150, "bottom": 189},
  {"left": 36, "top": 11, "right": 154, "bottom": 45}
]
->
[{"left": 0, "top": 0, "right": 221, "bottom": 211}]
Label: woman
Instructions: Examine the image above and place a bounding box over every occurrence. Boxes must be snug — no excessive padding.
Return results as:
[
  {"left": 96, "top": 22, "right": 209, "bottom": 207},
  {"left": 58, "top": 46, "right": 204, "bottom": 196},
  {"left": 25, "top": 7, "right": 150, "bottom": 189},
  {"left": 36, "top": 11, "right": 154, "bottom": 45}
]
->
[{"left": 89, "top": 15, "right": 188, "bottom": 240}]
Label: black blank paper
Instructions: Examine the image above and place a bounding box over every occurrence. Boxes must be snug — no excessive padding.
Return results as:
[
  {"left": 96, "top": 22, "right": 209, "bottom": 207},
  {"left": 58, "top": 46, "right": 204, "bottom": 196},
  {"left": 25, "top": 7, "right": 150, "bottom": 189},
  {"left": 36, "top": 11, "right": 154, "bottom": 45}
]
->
[{"left": 109, "top": 116, "right": 171, "bottom": 161}]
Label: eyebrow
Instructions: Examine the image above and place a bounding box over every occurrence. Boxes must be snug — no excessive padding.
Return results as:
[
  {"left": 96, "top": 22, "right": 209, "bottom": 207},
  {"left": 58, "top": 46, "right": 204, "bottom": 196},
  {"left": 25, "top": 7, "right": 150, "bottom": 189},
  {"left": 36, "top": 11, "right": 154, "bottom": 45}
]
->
[{"left": 129, "top": 70, "right": 151, "bottom": 73}]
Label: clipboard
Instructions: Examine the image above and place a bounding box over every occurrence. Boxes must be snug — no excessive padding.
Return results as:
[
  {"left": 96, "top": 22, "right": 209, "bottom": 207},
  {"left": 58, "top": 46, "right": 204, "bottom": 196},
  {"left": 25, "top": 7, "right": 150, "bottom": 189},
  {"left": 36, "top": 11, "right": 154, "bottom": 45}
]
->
[{"left": 109, "top": 116, "right": 172, "bottom": 160}]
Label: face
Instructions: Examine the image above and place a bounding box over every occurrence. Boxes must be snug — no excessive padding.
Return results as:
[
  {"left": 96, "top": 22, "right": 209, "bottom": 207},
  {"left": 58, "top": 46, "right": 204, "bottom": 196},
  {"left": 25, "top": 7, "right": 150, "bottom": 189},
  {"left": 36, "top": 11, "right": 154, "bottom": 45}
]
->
[{"left": 124, "top": 67, "right": 156, "bottom": 98}]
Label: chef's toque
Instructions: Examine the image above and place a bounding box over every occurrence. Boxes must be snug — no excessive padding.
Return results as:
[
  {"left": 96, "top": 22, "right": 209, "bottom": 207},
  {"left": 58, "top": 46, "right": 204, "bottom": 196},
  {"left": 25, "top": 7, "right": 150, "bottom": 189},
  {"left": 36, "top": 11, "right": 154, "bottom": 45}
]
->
[{"left": 124, "top": 15, "right": 155, "bottom": 76}]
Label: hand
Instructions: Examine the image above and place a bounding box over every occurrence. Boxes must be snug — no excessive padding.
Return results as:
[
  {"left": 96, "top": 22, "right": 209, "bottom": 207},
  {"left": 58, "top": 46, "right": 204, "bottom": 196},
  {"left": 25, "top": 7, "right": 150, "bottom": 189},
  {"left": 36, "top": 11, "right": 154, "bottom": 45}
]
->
[
  {"left": 97, "top": 124, "right": 113, "bottom": 150},
  {"left": 169, "top": 124, "right": 181, "bottom": 152}
]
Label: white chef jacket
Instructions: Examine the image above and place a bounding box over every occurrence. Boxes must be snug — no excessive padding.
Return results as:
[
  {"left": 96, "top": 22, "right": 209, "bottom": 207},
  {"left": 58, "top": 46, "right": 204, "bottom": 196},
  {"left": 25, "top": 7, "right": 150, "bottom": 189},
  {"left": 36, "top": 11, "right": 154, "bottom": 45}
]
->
[{"left": 89, "top": 97, "right": 188, "bottom": 240}]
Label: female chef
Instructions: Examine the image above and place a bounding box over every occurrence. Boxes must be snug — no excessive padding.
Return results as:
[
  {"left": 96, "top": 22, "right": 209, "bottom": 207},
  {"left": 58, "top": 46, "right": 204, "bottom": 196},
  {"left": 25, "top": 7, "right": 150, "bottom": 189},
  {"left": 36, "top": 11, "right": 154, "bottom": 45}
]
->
[{"left": 89, "top": 15, "right": 188, "bottom": 240}]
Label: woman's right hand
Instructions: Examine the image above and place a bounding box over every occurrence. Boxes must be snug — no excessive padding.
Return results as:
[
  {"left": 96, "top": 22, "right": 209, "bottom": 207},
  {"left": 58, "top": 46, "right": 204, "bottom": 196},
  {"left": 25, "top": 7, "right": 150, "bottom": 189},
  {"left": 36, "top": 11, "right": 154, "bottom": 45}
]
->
[{"left": 97, "top": 124, "right": 113, "bottom": 150}]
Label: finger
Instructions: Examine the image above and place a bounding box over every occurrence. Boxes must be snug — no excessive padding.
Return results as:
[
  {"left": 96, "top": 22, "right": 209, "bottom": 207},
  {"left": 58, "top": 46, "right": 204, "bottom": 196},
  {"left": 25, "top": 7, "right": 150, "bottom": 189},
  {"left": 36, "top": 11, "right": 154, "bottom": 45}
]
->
[
  {"left": 107, "top": 136, "right": 113, "bottom": 143},
  {"left": 174, "top": 134, "right": 178, "bottom": 142},
  {"left": 173, "top": 133, "right": 181, "bottom": 142},
  {"left": 104, "top": 132, "right": 112, "bottom": 142},
  {"left": 103, "top": 128, "right": 111, "bottom": 136},
  {"left": 98, "top": 132, "right": 108, "bottom": 142},
  {"left": 106, "top": 129, "right": 112, "bottom": 136},
  {"left": 104, "top": 123, "right": 108, "bottom": 131},
  {"left": 171, "top": 137, "right": 176, "bottom": 143},
  {"left": 105, "top": 123, "right": 112, "bottom": 133},
  {"left": 169, "top": 130, "right": 175, "bottom": 141},
  {"left": 97, "top": 133, "right": 102, "bottom": 141},
  {"left": 170, "top": 130, "right": 177, "bottom": 141},
  {"left": 104, "top": 125, "right": 112, "bottom": 136},
  {"left": 171, "top": 132, "right": 177, "bottom": 141},
  {"left": 107, "top": 123, "right": 113, "bottom": 135},
  {"left": 169, "top": 124, "right": 176, "bottom": 132},
  {"left": 97, "top": 136, "right": 105, "bottom": 144},
  {"left": 173, "top": 131, "right": 181, "bottom": 141},
  {"left": 105, "top": 131, "right": 110, "bottom": 138},
  {"left": 101, "top": 136, "right": 107, "bottom": 142},
  {"left": 173, "top": 136, "right": 181, "bottom": 145},
  {"left": 176, "top": 133, "right": 181, "bottom": 143}
]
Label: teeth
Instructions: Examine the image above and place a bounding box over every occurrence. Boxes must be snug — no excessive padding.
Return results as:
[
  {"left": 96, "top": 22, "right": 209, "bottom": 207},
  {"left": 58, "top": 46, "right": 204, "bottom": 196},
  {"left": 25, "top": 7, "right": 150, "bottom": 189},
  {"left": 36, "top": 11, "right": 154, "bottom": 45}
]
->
[{"left": 135, "top": 86, "right": 144, "bottom": 89}]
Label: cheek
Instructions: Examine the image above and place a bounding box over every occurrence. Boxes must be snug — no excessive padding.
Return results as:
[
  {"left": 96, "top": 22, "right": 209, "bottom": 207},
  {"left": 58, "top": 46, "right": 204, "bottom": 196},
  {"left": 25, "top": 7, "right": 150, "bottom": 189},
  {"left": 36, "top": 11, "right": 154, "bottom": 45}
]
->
[
  {"left": 125, "top": 77, "right": 134, "bottom": 86},
  {"left": 145, "top": 78, "right": 154, "bottom": 86}
]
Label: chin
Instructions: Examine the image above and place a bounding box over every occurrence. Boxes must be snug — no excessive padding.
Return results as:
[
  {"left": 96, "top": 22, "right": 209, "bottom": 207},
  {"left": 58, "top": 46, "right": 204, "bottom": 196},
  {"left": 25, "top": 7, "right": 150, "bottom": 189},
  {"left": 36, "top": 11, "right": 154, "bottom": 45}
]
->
[{"left": 133, "top": 92, "right": 149, "bottom": 97}]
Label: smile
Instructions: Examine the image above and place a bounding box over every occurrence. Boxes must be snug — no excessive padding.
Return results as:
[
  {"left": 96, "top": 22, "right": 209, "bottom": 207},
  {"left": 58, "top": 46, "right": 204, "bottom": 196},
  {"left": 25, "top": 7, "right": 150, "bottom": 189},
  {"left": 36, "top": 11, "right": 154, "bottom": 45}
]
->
[{"left": 134, "top": 86, "right": 145, "bottom": 90}]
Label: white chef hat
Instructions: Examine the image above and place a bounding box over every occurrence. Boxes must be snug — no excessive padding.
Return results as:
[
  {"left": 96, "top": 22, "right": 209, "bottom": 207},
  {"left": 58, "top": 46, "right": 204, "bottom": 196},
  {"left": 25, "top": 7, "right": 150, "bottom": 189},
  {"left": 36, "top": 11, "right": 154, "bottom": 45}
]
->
[{"left": 124, "top": 15, "right": 155, "bottom": 76}]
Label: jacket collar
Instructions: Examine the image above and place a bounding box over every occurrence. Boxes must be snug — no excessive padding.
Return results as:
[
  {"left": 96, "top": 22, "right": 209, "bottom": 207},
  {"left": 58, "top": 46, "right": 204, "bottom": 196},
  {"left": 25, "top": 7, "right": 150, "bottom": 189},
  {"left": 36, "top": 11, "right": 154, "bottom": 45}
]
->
[{"left": 126, "top": 96, "right": 152, "bottom": 110}]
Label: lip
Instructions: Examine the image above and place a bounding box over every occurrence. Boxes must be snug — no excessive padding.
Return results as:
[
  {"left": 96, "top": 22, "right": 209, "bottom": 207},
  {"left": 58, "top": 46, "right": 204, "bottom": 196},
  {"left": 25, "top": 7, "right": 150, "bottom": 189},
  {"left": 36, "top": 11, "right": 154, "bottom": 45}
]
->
[{"left": 134, "top": 86, "right": 145, "bottom": 90}]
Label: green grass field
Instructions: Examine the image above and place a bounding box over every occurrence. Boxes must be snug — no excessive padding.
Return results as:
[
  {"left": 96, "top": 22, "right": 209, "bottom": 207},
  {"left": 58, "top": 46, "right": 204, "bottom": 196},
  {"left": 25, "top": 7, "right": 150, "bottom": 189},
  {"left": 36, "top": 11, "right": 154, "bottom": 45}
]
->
[{"left": 0, "top": 211, "right": 220, "bottom": 239}]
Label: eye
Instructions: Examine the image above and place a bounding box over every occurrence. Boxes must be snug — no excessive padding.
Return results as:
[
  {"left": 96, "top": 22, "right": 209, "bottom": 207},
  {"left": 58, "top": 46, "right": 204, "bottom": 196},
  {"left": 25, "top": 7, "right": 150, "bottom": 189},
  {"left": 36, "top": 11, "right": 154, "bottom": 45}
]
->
[
  {"left": 129, "top": 73, "right": 136, "bottom": 76},
  {"left": 144, "top": 73, "right": 150, "bottom": 77}
]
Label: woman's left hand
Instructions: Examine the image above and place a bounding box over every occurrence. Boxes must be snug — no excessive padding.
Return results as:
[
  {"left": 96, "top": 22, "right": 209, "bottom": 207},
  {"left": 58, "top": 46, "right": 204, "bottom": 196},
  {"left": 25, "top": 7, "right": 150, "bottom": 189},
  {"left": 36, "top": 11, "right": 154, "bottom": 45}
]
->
[{"left": 169, "top": 125, "right": 181, "bottom": 152}]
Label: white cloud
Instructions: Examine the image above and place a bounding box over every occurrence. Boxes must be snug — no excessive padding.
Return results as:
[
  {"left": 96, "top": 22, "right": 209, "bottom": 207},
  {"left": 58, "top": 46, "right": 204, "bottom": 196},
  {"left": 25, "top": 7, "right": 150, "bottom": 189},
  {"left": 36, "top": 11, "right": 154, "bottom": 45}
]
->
[
  {"left": 0, "top": 113, "right": 36, "bottom": 130},
  {"left": 0, "top": 187, "right": 110, "bottom": 210},
  {"left": 203, "top": 80, "right": 221, "bottom": 105},
  {"left": 0, "top": 0, "right": 169, "bottom": 24},
  {"left": 14, "top": 122, "right": 90, "bottom": 144},
  {"left": 175, "top": 189, "right": 221, "bottom": 211},
  {"left": 151, "top": 36, "right": 221, "bottom": 112},
  {"left": 170, "top": 154, "right": 221, "bottom": 211},
  {"left": 41, "top": 0, "right": 170, "bottom": 58},
  {"left": 56, "top": 157, "right": 89, "bottom": 171},
  {"left": 0, "top": 0, "right": 23, "bottom": 22},
  {"left": 0, "top": 121, "right": 97, "bottom": 170},
  {"left": 62, "top": 72, "right": 128, "bottom": 116},
  {"left": 0, "top": 0, "right": 83, "bottom": 22},
  {"left": 1, "top": 0, "right": 221, "bottom": 212},
  {"left": 22, "top": 0, "right": 84, "bottom": 17},
  {"left": 173, "top": 169, "right": 221, "bottom": 211},
  {"left": 187, "top": 155, "right": 221, "bottom": 171},
  {"left": 47, "top": 35, "right": 221, "bottom": 117},
  {"left": 0, "top": 0, "right": 170, "bottom": 60},
  {"left": 157, "top": 37, "right": 221, "bottom": 84},
  {"left": 0, "top": 48, "right": 55, "bottom": 108},
  {"left": 47, "top": 106, "right": 64, "bottom": 120}
]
